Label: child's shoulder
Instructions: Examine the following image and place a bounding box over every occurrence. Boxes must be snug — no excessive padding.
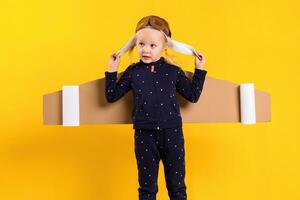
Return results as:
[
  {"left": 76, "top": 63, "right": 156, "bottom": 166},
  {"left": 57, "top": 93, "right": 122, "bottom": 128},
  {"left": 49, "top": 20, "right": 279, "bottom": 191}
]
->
[
  {"left": 124, "top": 62, "right": 139, "bottom": 72},
  {"left": 164, "top": 61, "right": 182, "bottom": 71}
]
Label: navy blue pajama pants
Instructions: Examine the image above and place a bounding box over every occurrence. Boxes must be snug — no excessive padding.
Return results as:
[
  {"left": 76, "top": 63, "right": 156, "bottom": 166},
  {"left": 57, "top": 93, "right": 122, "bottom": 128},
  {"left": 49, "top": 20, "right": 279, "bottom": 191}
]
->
[{"left": 134, "top": 126, "right": 187, "bottom": 200}]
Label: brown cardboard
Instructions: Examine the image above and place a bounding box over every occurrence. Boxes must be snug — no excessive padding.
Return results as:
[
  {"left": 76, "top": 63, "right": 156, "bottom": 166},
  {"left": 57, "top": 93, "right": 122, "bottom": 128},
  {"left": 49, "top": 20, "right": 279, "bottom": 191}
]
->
[{"left": 43, "top": 71, "right": 271, "bottom": 125}]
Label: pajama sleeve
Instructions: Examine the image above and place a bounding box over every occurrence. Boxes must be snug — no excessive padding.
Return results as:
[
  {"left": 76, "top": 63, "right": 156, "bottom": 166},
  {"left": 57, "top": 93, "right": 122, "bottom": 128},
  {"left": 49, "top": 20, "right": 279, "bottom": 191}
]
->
[
  {"left": 176, "top": 67, "right": 207, "bottom": 103},
  {"left": 104, "top": 67, "right": 132, "bottom": 103}
]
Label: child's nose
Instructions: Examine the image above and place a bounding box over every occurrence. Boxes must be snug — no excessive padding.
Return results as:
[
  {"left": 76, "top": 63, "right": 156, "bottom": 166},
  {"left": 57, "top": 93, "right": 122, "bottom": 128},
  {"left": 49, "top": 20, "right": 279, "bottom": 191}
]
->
[{"left": 143, "top": 46, "right": 151, "bottom": 52}]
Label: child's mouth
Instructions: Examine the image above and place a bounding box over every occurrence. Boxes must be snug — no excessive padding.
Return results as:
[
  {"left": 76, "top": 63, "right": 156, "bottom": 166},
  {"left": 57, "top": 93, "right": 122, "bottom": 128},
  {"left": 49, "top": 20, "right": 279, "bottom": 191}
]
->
[{"left": 143, "top": 56, "right": 151, "bottom": 59}]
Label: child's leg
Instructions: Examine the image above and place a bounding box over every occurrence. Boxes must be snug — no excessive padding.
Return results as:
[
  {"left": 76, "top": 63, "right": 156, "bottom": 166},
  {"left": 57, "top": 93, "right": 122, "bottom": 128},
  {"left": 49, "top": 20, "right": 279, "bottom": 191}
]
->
[
  {"left": 161, "top": 126, "right": 187, "bottom": 200},
  {"left": 134, "top": 129, "right": 161, "bottom": 200}
]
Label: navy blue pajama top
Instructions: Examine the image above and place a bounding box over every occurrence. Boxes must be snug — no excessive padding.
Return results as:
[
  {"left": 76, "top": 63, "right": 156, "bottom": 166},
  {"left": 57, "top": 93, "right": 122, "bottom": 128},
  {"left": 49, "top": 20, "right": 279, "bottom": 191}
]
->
[{"left": 104, "top": 56, "right": 207, "bottom": 130}]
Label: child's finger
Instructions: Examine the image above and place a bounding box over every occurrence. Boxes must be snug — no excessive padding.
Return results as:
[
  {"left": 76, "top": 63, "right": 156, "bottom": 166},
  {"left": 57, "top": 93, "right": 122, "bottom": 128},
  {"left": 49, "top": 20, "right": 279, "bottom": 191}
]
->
[
  {"left": 111, "top": 51, "right": 121, "bottom": 60},
  {"left": 195, "top": 54, "right": 202, "bottom": 61},
  {"left": 195, "top": 51, "right": 205, "bottom": 62},
  {"left": 193, "top": 51, "right": 201, "bottom": 61},
  {"left": 111, "top": 53, "right": 119, "bottom": 60},
  {"left": 115, "top": 50, "right": 121, "bottom": 57}
]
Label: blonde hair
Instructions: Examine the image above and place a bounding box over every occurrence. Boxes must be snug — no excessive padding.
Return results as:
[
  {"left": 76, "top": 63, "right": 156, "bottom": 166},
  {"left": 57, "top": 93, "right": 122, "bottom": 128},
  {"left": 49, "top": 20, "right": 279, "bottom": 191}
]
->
[{"left": 164, "top": 48, "right": 178, "bottom": 66}]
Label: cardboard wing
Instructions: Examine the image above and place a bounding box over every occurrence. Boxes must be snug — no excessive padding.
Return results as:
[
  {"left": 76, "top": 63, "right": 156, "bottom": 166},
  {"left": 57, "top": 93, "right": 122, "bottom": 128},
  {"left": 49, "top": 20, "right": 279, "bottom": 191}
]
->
[{"left": 43, "top": 71, "right": 271, "bottom": 125}]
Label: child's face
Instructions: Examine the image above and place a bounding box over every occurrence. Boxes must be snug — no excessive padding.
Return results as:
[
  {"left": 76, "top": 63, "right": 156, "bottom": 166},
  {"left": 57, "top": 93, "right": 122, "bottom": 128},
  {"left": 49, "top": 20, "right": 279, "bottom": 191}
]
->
[{"left": 135, "top": 28, "right": 167, "bottom": 63}]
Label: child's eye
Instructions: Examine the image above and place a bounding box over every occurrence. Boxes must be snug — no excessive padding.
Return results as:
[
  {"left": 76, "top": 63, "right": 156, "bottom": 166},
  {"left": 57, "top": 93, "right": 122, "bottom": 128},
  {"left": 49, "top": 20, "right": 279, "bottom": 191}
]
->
[
  {"left": 151, "top": 44, "right": 156, "bottom": 47},
  {"left": 139, "top": 42, "right": 144, "bottom": 46}
]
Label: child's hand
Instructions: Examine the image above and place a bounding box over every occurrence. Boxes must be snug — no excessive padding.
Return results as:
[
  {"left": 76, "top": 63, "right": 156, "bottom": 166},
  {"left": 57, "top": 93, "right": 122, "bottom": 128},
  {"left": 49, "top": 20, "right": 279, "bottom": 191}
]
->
[
  {"left": 108, "top": 51, "right": 121, "bottom": 72},
  {"left": 194, "top": 51, "right": 205, "bottom": 70}
]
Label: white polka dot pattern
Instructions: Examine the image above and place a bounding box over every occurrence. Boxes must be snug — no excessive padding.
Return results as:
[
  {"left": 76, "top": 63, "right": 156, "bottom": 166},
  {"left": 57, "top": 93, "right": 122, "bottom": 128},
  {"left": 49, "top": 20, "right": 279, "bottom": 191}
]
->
[
  {"left": 104, "top": 56, "right": 207, "bottom": 131},
  {"left": 134, "top": 127, "right": 187, "bottom": 199}
]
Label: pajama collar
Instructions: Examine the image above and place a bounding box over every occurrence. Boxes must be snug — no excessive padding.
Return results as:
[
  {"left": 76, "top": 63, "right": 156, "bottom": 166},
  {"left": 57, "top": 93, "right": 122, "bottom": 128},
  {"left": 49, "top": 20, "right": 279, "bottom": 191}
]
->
[{"left": 138, "top": 56, "right": 166, "bottom": 67}]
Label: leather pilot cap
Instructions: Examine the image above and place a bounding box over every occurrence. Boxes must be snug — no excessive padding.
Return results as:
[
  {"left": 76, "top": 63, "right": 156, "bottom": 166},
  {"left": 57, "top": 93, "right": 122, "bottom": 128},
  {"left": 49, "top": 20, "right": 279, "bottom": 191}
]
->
[{"left": 135, "top": 15, "right": 172, "bottom": 38}]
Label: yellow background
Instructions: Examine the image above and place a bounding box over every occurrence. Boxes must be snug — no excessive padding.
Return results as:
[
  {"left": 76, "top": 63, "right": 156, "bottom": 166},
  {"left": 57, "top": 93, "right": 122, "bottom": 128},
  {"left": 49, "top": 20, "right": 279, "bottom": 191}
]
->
[{"left": 1, "top": 0, "right": 299, "bottom": 199}]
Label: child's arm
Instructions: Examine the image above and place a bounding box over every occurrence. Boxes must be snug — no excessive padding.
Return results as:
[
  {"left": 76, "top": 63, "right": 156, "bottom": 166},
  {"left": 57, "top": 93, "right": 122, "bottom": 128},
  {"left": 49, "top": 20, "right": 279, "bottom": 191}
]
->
[
  {"left": 176, "top": 54, "right": 207, "bottom": 103},
  {"left": 104, "top": 52, "right": 132, "bottom": 103}
]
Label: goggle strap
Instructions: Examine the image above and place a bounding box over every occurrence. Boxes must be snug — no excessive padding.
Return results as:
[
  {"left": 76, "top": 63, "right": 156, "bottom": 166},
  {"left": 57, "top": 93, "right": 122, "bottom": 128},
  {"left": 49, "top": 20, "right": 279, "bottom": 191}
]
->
[{"left": 117, "top": 31, "right": 203, "bottom": 61}]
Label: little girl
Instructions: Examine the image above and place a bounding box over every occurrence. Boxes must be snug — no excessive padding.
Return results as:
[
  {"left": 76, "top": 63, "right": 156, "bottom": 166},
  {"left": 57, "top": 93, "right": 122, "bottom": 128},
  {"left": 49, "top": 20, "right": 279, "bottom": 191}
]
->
[{"left": 105, "top": 15, "right": 207, "bottom": 200}]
